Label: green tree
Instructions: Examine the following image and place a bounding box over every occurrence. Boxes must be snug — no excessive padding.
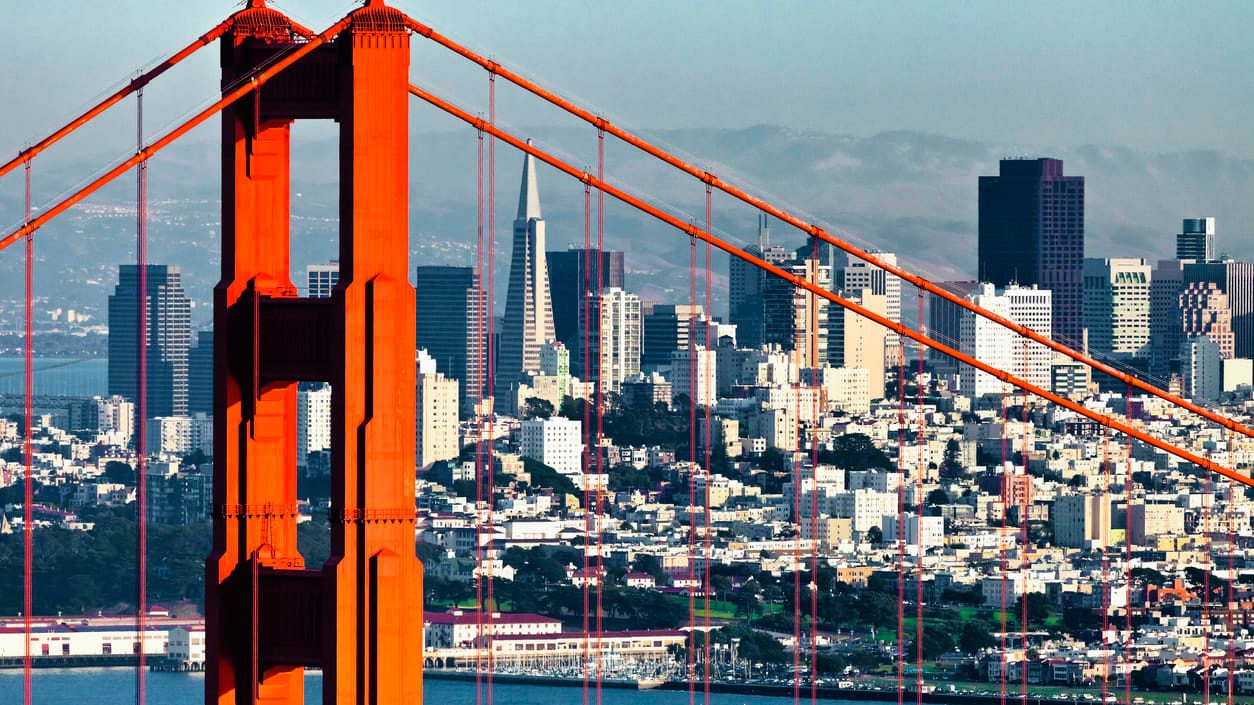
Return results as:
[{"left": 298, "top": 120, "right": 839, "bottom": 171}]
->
[
  {"left": 522, "top": 398, "right": 554, "bottom": 420},
  {"left": 958, "top": 619, "right": 997, "bottom": 653},
  {"left": 104, "top": 460, "right": 134, "bottom": 485},
  {"left": 939, "top": 439, "right": 966, "bottom": 479},
  {"left": 1015, "top": 592, "right": 1052, "bottom": 629},
  {"left": 817, "top": 434, "right": 893, "bottom": 471}
]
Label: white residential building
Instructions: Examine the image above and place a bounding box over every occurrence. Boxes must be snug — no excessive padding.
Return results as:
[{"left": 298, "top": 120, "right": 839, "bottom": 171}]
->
[
  {"left": 580, "top": 287, "right": 641, "bottom": 395},
  {"left": 417, "top": 350, "right": 460, "bottom": 468},
  {"left": 960, "top": 283, "right": 1052, "bottom": 396},
  {"left": 838, "top": 250, "right": 902, "bottom": 353},
  {"left": 670, "top": 345, "right": 717, "bottom": 408},
  {"left": 1181, "top": 336, "right": 1222, "bottom": 402},
  {"left": 297, "top": 382, "right": 332, "bottom": 470},
  {"left": 519, "top": 417, "right": 584, "bottom": 478}
]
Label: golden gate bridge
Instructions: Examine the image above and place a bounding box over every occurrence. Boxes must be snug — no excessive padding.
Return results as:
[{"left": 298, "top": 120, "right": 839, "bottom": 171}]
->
[{"left": 1, "top": 1, "right": 1250, "bottom": 704}]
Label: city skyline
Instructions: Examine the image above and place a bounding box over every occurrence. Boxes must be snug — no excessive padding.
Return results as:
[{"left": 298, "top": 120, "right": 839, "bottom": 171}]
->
[{"left": 5, "top": 4, "right": 1254, "bottom": 705}]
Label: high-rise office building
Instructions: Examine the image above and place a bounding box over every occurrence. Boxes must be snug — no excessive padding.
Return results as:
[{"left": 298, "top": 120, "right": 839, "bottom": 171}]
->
[
  {"left": 1176, "top": 217, "right": 1215, "bottom": 262},
  {"left": 1083, "top": 258, "right": 1152, "bottom": 375},
  {"left": 763, "top": 258, "right": 830, "bottom": 369},
  {"left": 107, "top": 264, "right": 192, "bottom": 420},
  {"left": 307, "top": 260, "right": 340, "bottom": 298},
  {"left": 548, "top": 247, "right": 625, "bottom": 347},
  {"left": 188, "top": 330, "right": 213, "bottom": 416},
  {"left": 578, "top": 287, "right": 641, "bottom": 394},
  {"left": 978, "top": 158, "right": 1085, "bottom": 345},
  {"left": 416, "top": 350, "right": 460, "bottom": 468},
  {"left": 837, "top": 251, "right": 902, "bottom": 352},
  {"left": 1183, "top": 259, "right": 1254, "bottom": 358},
  {"left": 959, "top": 284, "right": 1052, "bottom": 397},
  {"left": 1180, "top": 282, "right": 1234, "bottom": 359},
  {"left": 728, "top": 214, "right": 790, "bottom": 348},
  {"left": 1180, "top": 337, "right": 1222, "bottom": 402},
  {"left": 415, "top": 266, "right": 487, "bottom": 414},
  {"left": 1149, "top": 260, "right": 1185, "bottom": 378},
  {"left": 498, "top": 145, "right": 556, "bottom": 395},
  {"left": 829, "top": 289, "right": 887, "bottom": 398},
  {"left": 670, "top": 345, "right": 718, "bottom": 408},
  {"left": 296, "top": 382, "right": 332, "bottom": 471},
  {"left": 641, "top": 304, "right": 704, "bottom": 368}
]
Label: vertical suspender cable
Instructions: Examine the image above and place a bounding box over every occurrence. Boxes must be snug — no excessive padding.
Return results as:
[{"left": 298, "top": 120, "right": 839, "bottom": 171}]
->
[
  {"left": 1226, "top": 429, "right": 1234, "bottom": 705},
  {"left": 808, "top": 238, "right": 819, "bottom": 705},
  {"left": 914, "top": 290, "right": 925, "bottom": 705},
  {"left": 485, "top": 72, "right": 497, "bottom": 703},
  {"left": 22, "top": 157, "right": 34, "bottom": 705},
  {"left": 702, "top": 183, "right": 713, "bottom": 705},
  {"left": 687, "top": 208, "right": 698, "bottom": 705},
  {"left": 1100, "top": 427, "right": 1111, "bottom": 704},
  {"left": 594, "top": 127, "right": 607, "bottom": 705},
  {"left": 1123, "top": 384, "right": 1133, "bottom": 705},
  {"left": 896, "top": 345, "right": 906, "bottom": 705},
  {"left": 1204, "top": 454, "right": 1213, "bottom": 705},
  {"left": 1019, "top": 347, "right": 1029, "bottom": 705},
  {"left": 474, "top": 125, "right": 486, "bottom": 705},
  {"left": 135, "top": 86, "right": 149, "bottom": 705},
  {"left": 998, "top": 382, "right": 1009, "bottom": 705},
  {"left": 792, "top": 367, "right": 802, "bottom": 705},
  {"left": 581, "top": 179, "right": 592, "bottom": 705}
]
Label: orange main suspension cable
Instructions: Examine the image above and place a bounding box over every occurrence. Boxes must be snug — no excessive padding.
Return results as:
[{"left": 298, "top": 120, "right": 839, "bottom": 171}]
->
[
  {"left": 399, "top": 13, "right": 1254, "bottom": 444},
  {"left": 0, "top": 18, "right": 233, "bottom": 181},
  {"left": 0, "top": 17, "right": 352, "bottom": 253},
  {"left": 405, "top": 81, "right": 1254, "bottom": 489}
]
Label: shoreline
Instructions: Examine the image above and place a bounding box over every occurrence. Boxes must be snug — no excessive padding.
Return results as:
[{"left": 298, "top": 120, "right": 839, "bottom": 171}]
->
[{"left": 425, "top": 670, "right": 1062, "bottom": 704}]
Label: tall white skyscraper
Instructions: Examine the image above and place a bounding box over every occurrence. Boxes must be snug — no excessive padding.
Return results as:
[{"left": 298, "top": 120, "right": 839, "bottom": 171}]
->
[
  {"left": 1083, "top": 258, "right": 1152, "bottom": 366},
  {"left": 307, "top": 260, "right": 340, "bottom": 298},
  {"left": 498, "top": 144, "right": 555, "bottom": 396},
  {"left": 838, "top": 251, "right": 901, "bottom": 352},
  {"left": 829, "top": 289, "right": 888, "bottom": 397},
  {"left": 580, "top": 287, "right": 642, "bottom": 395},
  {"left": 520, "top": 417, "right": 584, "bottom": 479},
  {"left": 297, "top": 382, "right": 332, "bottom": 470},
  {"left": 416, "top": 349, "right": 460, "bottom": 468},
  {"left": 670, "top": 345, "right": 718, "bottom": 408},
  {"left": 959, "top": 283, "right": 1052, "bottom": 396}
]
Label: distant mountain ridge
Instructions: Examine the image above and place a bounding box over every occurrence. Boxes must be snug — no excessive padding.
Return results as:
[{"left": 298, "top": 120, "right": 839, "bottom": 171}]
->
[{"left": 2, "top": 125, "right": 1251, "bottom": 326}]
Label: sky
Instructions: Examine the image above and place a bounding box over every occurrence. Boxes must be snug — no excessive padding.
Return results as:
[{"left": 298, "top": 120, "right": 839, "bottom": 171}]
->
[{"left": 3, "top": 0, "right": 1254, "bottom": 159}]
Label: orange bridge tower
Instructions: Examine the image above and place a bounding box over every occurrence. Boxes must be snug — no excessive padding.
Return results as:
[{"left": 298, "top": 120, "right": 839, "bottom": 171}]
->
[{"left": 207, "top": 1, "right": 422, "bottom": 703}]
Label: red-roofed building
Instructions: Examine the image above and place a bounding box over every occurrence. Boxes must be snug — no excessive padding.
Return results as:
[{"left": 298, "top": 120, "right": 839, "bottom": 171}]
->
[
  {"left": 424, "top": 609, "right": 561, "bottom": 648},
  {"left": 624, "top": 572, "right": 656, "bottom": 589}
]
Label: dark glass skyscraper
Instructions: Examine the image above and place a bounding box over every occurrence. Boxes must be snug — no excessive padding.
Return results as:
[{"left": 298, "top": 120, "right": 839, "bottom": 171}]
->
[
  {"left": 188, "top": 330, "right": 213, "bottom": 416},
  {"left": 978, "top": 158, "right": 1085, "bottom": 344},
  {"left": 415, "top": 265, "right": 487, "bottom": 414},
  {"left": 548, "top": 247, "right": 625, "bottom": 348},
  {"left": 1176, "top": 217, "right": 1215, "bottom": 261},
  {"left": 107, "top": 264, "right": 192, "bottom": 419}
]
